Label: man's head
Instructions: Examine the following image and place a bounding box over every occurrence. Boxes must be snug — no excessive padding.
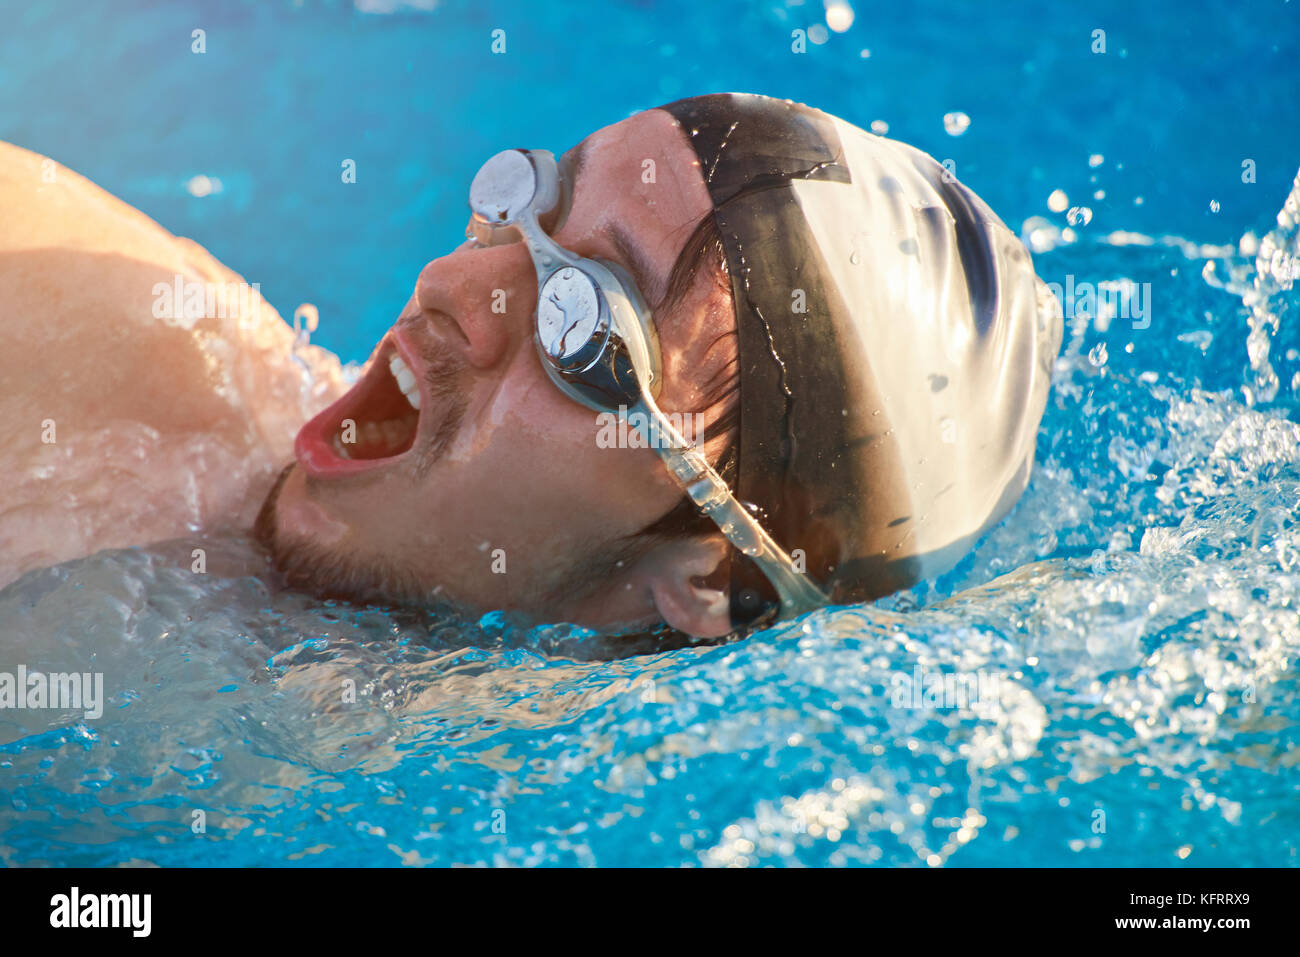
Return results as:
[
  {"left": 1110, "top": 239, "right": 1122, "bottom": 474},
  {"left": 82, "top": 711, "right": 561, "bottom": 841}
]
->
[
  {"left": 257, "top": 107, "right": 746, "bottom": 638},
  {"left": 256, "top": 93, "right": 1063, "bottom": 639}
]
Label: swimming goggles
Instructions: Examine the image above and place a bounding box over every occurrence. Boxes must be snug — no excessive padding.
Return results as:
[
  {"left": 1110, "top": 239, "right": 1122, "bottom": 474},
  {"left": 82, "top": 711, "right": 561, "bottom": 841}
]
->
[{"left": 466, "top": 148, "right": 826, "bottom": 623}]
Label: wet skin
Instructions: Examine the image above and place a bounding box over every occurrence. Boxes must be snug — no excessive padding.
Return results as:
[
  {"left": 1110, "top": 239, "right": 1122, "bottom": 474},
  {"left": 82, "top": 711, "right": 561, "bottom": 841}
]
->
[{"left": 0, "top": 141, "right": 348, "bottom": 588}]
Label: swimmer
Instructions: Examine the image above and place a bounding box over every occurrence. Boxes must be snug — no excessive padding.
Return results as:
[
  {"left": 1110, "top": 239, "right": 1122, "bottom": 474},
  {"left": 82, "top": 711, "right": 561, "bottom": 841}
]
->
[{"left": 0, "top": 94, "right": 1063, "bottom": 639}]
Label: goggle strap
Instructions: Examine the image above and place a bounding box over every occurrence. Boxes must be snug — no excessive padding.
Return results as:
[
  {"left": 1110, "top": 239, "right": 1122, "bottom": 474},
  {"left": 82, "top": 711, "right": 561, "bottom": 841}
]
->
[{"left": 630, "top": 397, "right": 827, "bottom": 618}]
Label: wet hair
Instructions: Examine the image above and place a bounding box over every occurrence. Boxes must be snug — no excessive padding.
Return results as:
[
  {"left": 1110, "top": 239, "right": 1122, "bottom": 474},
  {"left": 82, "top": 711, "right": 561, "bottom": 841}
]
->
[{"left": 632, "top": 211, "right": 740, "bottom": 541}]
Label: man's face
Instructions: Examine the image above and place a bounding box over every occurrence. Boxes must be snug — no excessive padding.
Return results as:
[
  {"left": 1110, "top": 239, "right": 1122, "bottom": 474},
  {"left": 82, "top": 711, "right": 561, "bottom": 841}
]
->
[{"left": 257, "top": 109, "right": 738, "bottom": 635}]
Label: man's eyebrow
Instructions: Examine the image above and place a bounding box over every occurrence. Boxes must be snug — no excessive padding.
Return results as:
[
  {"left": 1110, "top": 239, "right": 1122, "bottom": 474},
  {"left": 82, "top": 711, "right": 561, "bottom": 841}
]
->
[
  {"left": 561, "top": 138, "right": 667, "bottom": 310},
  {"left": 608, "top": 222, "right": 667, "bottom": 310},
  {"left": 561, "top": 138, "right": 589, "bottom": 185}
]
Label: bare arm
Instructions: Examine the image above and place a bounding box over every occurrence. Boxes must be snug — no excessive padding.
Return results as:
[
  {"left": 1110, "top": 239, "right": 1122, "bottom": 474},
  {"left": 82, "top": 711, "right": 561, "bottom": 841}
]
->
[{"left": 0, "top": 141, "right": 348, "bottom": 587}]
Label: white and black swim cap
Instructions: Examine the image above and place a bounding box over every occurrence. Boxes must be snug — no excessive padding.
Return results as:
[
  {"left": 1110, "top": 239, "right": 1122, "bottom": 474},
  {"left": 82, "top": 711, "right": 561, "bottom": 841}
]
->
[{"left": 656, "top": 93, "right": 1064, "bottom": 623}]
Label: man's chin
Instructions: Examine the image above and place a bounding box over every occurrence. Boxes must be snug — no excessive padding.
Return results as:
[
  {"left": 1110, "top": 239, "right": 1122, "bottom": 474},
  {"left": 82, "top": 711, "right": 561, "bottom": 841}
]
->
[
  {"left": 257, "top": 464, "right": 353, "bottom": 546},
  {"left": 253, "top": 462, "right": 384, "bottom": 605},
  {"left": 252, "top": 462, "right": 421, "bottom": 607},
  {"left": 252, "top": 463, "right": 616, "bottom": 625}
]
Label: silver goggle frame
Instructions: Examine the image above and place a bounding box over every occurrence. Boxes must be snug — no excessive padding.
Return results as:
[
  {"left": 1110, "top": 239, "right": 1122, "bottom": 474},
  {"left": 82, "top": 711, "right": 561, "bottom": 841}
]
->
[{"left": 467, "top": 148, "right": 826, "bottom": 622}]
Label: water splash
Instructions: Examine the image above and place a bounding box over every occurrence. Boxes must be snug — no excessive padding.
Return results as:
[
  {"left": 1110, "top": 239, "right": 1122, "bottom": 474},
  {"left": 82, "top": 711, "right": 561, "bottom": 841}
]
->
[
  {"left": 943, "top": 111, "right": 971, "bottom": 137},
  {"left": 1240, "top": 167, "right": 1300, "bottom": 405}
]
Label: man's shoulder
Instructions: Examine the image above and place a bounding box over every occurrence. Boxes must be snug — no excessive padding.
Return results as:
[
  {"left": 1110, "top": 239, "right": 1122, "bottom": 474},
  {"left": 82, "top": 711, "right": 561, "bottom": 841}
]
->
[
  {"left": 1, "top": 140, "right": 225, "bottom": 280},
  {"left": 0, "top": 141, "right": 347, "bottom": 588}
]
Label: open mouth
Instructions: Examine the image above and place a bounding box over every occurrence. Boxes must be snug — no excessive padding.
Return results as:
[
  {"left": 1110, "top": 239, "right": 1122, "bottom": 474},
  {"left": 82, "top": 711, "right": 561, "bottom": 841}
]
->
[{"left": 294, "top": 339, "right": 423, "bottom": 477}]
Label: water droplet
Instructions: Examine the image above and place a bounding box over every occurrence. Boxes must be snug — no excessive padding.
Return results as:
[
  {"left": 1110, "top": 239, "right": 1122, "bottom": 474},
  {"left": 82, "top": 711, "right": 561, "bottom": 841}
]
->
[
  {"left": 185, "top": 174, "right": 222, "bottom": 198},
  {"left": 1209, "top": 199, "right": 1221, "bottom": 213},
  {"left": 1066, "top": 206, "right": 1093, "bottom": 227},
  {"left": 561, "top": 267, "right": 573, "bottom": 279},
  {"left": 1088, "top": 343, "right": 1109, "bottom": 367},
  {"left": 826, "top": 1, "right": 854, "bottom": 32},
  {"left": 943, "top": 111, "right": 970, "bottom": 136},
  {"left": 1088, "top": 154, "right": 1105, "bottom": 168},
  {"left": 293, "top": 303, "right": 319, "bottom": 335},
  {"left": 870, "top": 119, "right": 889, "bottom": 135},
  {"left": 1021, "top": 215, "right": 1063, "bottom": 254},
  {"left": 849, "top": 249, "right": 861, "bottom": 265},
  {"left": 1048, "top": 189, "right": 1069, "bottom": 213},
  {"left": 1177, "top": 330, "right": 1213, "bottom": 351}
]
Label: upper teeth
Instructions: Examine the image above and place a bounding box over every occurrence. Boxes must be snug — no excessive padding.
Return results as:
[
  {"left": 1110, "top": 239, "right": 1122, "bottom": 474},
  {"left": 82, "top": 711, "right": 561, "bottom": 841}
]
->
[{"left": 388, "top": 354, "right": 421, "bottom": 410}]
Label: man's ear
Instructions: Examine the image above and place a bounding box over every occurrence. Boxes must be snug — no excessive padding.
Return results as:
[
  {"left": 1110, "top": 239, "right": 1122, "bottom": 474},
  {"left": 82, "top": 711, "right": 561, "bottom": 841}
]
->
[{"left": 641, "top": 535, "right": 733, "bottom": 639}]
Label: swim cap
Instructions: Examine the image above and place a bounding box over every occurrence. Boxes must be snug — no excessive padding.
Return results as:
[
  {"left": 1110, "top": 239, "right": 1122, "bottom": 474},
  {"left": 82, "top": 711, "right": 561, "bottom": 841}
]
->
[{"left": 656, "top": 94, "right": 1064, "bottom": 623}]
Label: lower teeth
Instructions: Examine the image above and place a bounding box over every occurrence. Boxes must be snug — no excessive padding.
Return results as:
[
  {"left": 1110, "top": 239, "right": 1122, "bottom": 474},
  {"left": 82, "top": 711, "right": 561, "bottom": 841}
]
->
[{"left": 333, "top": 416, "right": 415, "bottom": 460}]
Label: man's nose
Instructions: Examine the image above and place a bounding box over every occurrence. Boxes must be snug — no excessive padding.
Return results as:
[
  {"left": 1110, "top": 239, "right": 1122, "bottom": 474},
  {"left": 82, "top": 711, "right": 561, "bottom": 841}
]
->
[{"left": 414, "top": 247, "right": 533, "bottom": 370}]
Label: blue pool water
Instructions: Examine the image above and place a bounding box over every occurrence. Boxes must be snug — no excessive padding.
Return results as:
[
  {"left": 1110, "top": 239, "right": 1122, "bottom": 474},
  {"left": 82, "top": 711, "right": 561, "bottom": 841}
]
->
[{"left": 2, "top": 0, "right": 1299, "bottom": 866}]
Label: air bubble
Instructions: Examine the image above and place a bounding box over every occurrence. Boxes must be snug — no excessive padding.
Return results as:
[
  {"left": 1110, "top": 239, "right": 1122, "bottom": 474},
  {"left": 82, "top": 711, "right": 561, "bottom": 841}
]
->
[
  {"left": 1066, "top": 206, "right": 1093, "bottom": 227},
  {"left": 943, "top": 112, "right": 970, "bottom": 136}
]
